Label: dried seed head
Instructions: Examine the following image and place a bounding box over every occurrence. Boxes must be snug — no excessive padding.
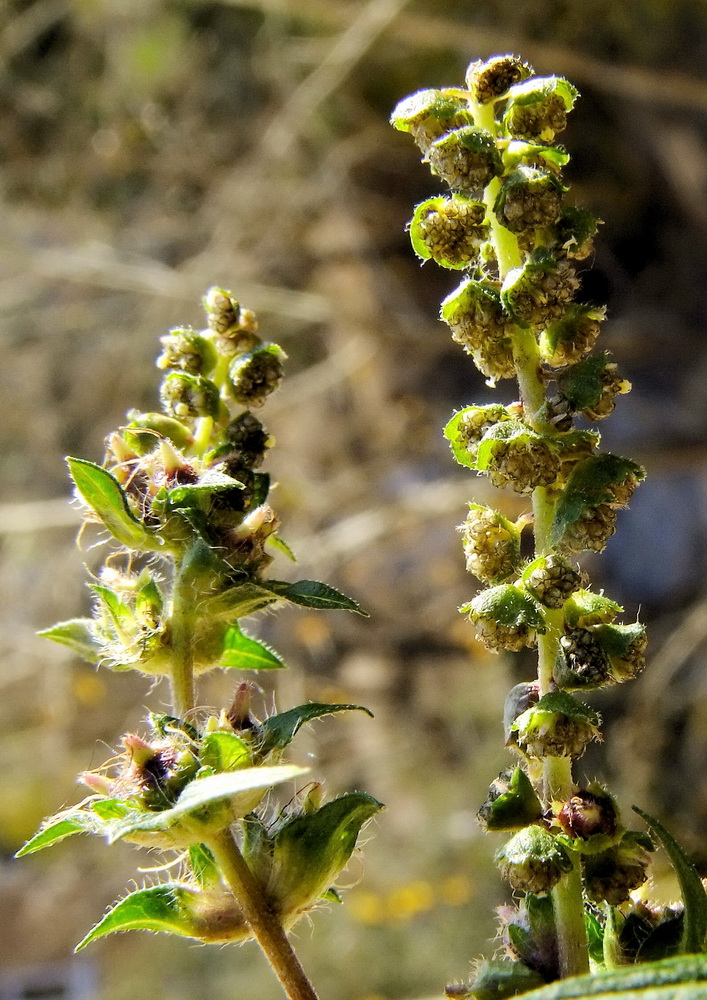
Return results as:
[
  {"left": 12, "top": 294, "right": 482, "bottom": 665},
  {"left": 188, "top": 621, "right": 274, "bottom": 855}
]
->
[
  {"left": 486, "top": 438, "right": 560, "bottom": 493},
  {"left": 560, "top": 503, "right": 617, "bottom": 554},
  {"left": 460, "top": 505, "right": 521, "bottom": 583},
  {"left": 560, "top": 627, "right": 611, "bottom": 686},
  {"left": 427, "top": 126, "right": 503, "bottom": 191},
  {"left": 466, "top": 55, "right": 534, "bottom": 104},
  {"left": 526, "top": 555, "right": 585, "bottom": 608},
  {"left": 224, "top": 412, "right": 271, "bottom": 469}
]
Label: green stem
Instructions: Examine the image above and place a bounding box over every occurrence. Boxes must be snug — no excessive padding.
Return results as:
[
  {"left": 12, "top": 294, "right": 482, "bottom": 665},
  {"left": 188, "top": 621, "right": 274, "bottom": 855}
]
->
[
  {"left": 169, "top": 559, "right": 196, "bottom": 719},
  {"left": 473, "top": 91, "right": 590, "bottom": 978},
  {"left": 209, "top": 829, "right": 320, "bottom": 1000}
]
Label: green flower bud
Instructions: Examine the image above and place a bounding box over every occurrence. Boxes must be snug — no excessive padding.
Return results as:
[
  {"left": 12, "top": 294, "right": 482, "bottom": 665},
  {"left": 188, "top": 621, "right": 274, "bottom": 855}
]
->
[
  {"left": 559, "top": 502, "right": 617, "bottom": 554},
  {"left": 582, "top": 830, "right": 654, "bottom": 904},
  {"left": 409, "top": 195, "right": 488, "bottom": 268},
  {"left": 459, "top": 504, "right": 523, "bottom": 584},
  {"left": 124, "top": 410, "right": 195, "bottom": 455},
  {"left": 524, "top": 555, "right": 585, "bottom": 609},
  {"left": 503, "top": 76, "right": 578, "bottom": 142},
  {"left": 465, "top": 54, "right": 533, "bottom": 105},
  {"left": 477, "top": 767, "right": 543, "bottom": 831},
  {"left": 204, "top": 287, "right": 258, "bottom": 337},
  {"left": 427, "top": 126, "right": 503, "bottom": 191},
  {"left": 160, "top": 372, "right": 221, "bottom": 421},
  {"left": 462, "top": 584, "right": 545, "bottom": 653},
  {"left": 540, "top": 305, "right": 605, "bottom": 366},
  {"left": 229, "top": 344, "right": 286, "bottom": 408},
  {"left": 512, "top": 691, "right": 600, "bottom": 758},
  {"left": 440, "top": 278, "right": 515, "bottom": 380},
  {"left": 157, "top": 327, "right": 217, "bottom": 376},
  {"left": 390, "top": 88, "right": 473, "bottom": 153},
  {"left": 501, "top": 251, "right": 579, "bottom": 329},
  {"left": 495, "top": 826, "right": 573, "bottom": 894},
  {"left": 494, "top": 167, "right": 563, "bottom": 234}
]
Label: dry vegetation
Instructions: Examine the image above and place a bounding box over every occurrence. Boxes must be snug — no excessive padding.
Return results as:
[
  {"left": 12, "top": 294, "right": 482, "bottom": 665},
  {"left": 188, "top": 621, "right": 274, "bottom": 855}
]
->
[{"left": 1, "top": 2, "right": 707, "bottom": 998}]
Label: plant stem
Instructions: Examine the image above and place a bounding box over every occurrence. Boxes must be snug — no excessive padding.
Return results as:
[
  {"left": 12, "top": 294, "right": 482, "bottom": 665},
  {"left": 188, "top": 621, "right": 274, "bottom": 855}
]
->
[
  {"left": 169, "top": 559, "right": 196, "bottom": 719},
  {"left": 209, "top": 828, "right": 320, "bottom": 1000}
]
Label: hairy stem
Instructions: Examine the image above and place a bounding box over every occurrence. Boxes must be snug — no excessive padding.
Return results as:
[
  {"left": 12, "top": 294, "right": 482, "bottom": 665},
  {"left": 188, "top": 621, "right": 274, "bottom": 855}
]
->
[
  {"left": 209, "top": 829, "right": 320, "bottom": 1000},
  {"left": 169, "top": 560, "right": 196, "bottom": 719}
]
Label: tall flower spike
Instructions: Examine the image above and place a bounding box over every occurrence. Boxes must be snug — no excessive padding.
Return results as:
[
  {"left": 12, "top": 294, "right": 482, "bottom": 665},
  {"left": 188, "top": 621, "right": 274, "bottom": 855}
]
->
[{"left": 388, "top": 52, "right": 698, "bottom": 995}]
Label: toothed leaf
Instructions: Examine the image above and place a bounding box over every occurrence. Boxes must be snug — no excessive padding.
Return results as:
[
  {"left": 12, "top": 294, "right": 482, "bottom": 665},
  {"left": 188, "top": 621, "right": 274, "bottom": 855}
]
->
[
  {"left": 67, "top": 458, "right": 157, "bottom": 549},
  {"left": 38, "top": 618, "right": 101, "bottom": 664},
  {"left": 260, "top": 703, "right": 373, "bottom": 755},
  {"left": 219, "top": 622, "right": 286, "bottom": 671}
]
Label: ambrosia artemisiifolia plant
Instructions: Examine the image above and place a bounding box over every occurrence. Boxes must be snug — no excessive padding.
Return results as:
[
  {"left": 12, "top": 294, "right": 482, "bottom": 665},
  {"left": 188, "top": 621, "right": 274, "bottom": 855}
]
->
[
  {"left": 18, "top": 289, "right": 380, "bottom": 1000},
  {"left": 392, "top": 55, "right": 707, "bottom": 998}
]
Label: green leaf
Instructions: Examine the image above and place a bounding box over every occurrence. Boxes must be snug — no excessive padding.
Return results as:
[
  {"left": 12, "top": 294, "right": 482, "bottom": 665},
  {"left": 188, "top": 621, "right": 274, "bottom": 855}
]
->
[
  {"left": 266, "top": 579, "right": 367, "bottom": 615},
  {"left": 271, "top": 792, "right": 383, "bottom": 913},
  {"left": 219, "top": 622, "right": 286, "bottom": 671},
  {"left": 107, "top": 766, "right": 308, "bottom": 843},
  {"left": 166, "top": 471, "right": 244, "bottom": 509},
  {"left": 16, "top": 810, "right": 104, "bottom": 856},
  {"left": 463, "top": 583, "right": 546, "bottom": 633},
  {"left": 467, "top": 960, "right": 545, "bottom": 999},
  {"left": 506, "top": 75, "right": 578, "bottom": 111},
  {"left": 38, "top": 618, "right": 101, "bottom": 664},
  {"left": 199, "top": 731, "right": 251, "bottom": 772},
  {"left": 513, "top": 954, "right": 707, "bottom": 999},
  {"left": 187, "top": 844, "right": 220, "bottom": 888},
  {"left": 260, "top": 703, "right": 374, "bottom": 756},
  {"left": 634, "top": 807, "right": 707, "bottom": 955},
  {"left": 558, "top": 352, "right": 613, "bottom": 410},
  {"left": 267, "top": 534, "right": 297, "bottom": 562},
  {"left": 67, "top": 458, "right": 157, "bottom": 550}
]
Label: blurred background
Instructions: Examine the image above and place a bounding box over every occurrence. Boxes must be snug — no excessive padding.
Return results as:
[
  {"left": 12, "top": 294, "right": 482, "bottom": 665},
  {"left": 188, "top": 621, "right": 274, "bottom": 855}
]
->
[{"left": 1, "top": 1, "right": 707, "bottom": 998}]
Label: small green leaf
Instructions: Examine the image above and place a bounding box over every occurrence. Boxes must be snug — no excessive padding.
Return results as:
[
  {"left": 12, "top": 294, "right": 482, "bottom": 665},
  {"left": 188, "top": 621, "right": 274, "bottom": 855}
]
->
[
  {"left": 271, "top": 792, "right": 383, "bottom": 913},
  {"left": 38, "top": 618, "right": 101, "bottom": 664},
  {"left": 16, "top": 810, "right": 103, "bottom": 856},
  {"left": 267, "top": 534, "right": 297, "bottom": 562},
  {"left": 260, "top": 703, "right": 373, "bottom": 756},
  {"left": 506, "top": 75, "right": 578, "bottom": 112},
  {"left": 634, "top": 807, "right": 707, "bottom": 955},
  {"left": 107, "top": 766, "right": 308, "bottom": 843},
  {"left": 76, "top": 884, "right": 225, "bottom": 950},
  {"left": 466, "top": 959, "right": 545, "bottom": 999},
  {"left": 219, "top": 622, "right": 286, "bottom": 671},
  {"left": 463, "top": 583, "right": 546, "bottom": 633},
  {"left": 266, "top": 579, "right": 367, "bottom": 615},
  {"left": 188, "top": 844, "right": 220, "bottom": 888},
  {"left": 199, "top": 731, "right": 251, "bottom": 772},
  {"left": 558, "top": 352, "right": 613, "bottom": 410},
  {"left": 513, "top": 954, "right": 707, "bottom": 999},
  {"left": 67, "top": 458, "right": 157, "bottom": 550}
]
